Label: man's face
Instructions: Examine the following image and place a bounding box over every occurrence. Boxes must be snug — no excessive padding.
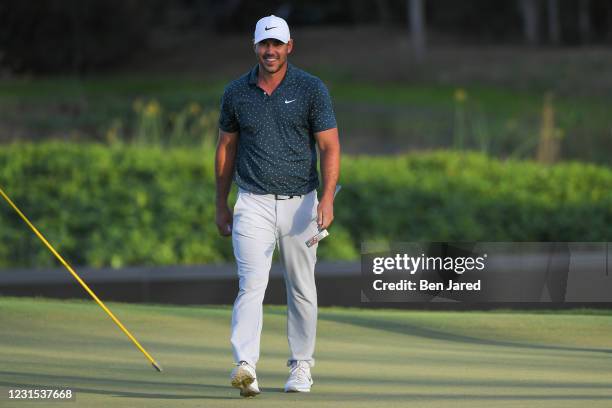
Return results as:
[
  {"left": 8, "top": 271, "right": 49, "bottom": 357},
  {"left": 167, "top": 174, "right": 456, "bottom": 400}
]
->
[{"left": 254, "top": 38, "right": 293, "bottom": 74}]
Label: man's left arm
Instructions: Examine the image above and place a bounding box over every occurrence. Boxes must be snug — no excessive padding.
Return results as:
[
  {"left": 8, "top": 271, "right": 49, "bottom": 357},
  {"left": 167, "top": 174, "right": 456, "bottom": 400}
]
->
[{"left": 315, "top": 128, "right": 340, "bottom": 230}]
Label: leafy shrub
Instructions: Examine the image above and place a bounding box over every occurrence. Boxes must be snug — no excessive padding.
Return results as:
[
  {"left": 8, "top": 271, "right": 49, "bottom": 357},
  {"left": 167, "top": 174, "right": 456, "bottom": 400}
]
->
[
  {"left": 339, "top": 152, "right": 612, "bottom": 244},
  {"left": 0, "top": 142, "right": 610, "bottom": 268}
]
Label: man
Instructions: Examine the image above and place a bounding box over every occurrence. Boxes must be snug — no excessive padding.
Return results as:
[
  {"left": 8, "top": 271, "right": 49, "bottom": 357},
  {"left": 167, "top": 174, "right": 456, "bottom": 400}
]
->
[{"left": 215, "top": 14, "right": 340, "bottom": 398}]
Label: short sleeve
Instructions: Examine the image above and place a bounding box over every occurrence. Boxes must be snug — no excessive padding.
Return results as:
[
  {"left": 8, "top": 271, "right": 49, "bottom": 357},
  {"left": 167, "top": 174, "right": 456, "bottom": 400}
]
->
[
  {"left": 309, "top": 80, "right": 337, "bottom": 133},
  {"left": 218, "top": 87, "right": 239, "bottom": 133}
]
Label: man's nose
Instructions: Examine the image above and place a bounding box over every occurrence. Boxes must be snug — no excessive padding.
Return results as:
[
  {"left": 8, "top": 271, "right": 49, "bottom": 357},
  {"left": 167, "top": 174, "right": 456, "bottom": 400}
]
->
[{"left": 264, "top": 42, "right": 278, "bottom": 52}]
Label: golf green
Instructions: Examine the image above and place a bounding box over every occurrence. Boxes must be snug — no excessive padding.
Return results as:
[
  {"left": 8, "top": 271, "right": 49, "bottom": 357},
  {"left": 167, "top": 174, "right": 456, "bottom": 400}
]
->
[{"left": 0, "top": 297, "right": 610, "bottom": 407}]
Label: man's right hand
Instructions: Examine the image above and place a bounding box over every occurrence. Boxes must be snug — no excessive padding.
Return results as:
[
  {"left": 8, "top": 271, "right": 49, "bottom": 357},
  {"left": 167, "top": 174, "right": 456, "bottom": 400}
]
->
[
  {"left": 216, "top": 205, "right": 233, "bottom": 236},
  {"left": 215, "top": 129, "right": 238, "bottom": 237}
]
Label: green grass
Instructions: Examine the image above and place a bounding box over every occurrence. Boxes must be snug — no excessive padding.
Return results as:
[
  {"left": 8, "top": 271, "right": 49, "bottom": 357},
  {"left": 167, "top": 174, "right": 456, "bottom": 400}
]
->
[{"left": 0, "top": 297, "right": 611, "bottom": 407}]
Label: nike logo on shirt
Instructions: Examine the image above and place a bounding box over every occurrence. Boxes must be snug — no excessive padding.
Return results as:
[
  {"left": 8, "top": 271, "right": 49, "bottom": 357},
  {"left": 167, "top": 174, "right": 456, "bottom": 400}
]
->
[{"left": 285, "top": 99, "right": 296, "bottom": 104}]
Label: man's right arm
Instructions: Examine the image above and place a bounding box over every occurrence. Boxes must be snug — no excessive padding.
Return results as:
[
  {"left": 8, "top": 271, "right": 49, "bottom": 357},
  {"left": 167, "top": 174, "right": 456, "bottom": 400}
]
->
[{"left": 215, "top": 129, "right": 239, "bottom": 236}]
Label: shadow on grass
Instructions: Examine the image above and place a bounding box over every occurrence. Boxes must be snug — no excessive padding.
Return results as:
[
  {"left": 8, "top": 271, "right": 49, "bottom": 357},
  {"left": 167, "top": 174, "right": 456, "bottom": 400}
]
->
[
  {"left": 316, "top": 374, "right": 612, "bottom": 390},
  {"left": 0, "top": 370, "right": 236, "bottom": 400},
  {"left": 297, "top": 392, "right": 612, "bottom": 401},
  {"left": 0, "top": 370, "right": 219, "bottom": 390},
  {"left": 2, "top": 376, "right": 611, "bottom": 402},
  {"left": 5, "top": 368, "right": 610, "bottom": 392},
  {"left": 0, "top": 380, "right": 234, "bottom": 400},
  {"left": 318, "top": 313, "right": 612, "bottom": 355}
]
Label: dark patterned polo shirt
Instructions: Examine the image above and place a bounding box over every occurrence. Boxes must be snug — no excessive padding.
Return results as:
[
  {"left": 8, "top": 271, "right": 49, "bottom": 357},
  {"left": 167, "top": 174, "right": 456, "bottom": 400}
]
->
[{"left": 218, "top": 63, "right": 337, "bottom": 195}]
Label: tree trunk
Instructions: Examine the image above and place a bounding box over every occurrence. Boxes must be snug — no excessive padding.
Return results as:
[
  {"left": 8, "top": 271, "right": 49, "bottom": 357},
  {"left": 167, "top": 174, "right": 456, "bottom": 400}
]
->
[
  {"left": 536, "top": 93, "right": 560, "bottom": 164},
  {"left": 547, "top": 0, "right": 561, "bottom": 44},
  {"left": 408, "top": 0, "right": 426, "bottom": 63},
  {"left": 349, "top": 0, "right": 369, "bottom": 24},
  {"left": 519, "top": 0, "right": 540, "bottom": 46},
  {"left": 376, "top": 0, "right": 393, "bottom": 25},
  {"left": 607, "top": 2, "right": 612, "bottom": 43},
  {"left": 578, "top": 0, "right": 591, "bottom": 44}
]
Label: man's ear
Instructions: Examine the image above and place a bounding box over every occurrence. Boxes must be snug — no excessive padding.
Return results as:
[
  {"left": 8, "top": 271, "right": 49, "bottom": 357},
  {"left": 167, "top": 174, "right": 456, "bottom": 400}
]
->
[{"left": 287, "top": 39, "right": 293, "bottom": 54}]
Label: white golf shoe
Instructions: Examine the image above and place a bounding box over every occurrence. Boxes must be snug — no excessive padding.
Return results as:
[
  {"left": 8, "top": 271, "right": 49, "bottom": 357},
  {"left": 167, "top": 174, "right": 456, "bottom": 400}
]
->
[
  {"left": 230, "top": 361, "right": 260, "bottom": 397},
  {"left": 284, "top": 360, "right": 313, "bottom": 393}
]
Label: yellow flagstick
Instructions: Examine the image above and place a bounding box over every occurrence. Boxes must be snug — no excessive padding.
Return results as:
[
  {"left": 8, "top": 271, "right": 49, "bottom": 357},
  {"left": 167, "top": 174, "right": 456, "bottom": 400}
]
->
[{"left": 0, "top": 186, "right": 162, "bottom": 372}]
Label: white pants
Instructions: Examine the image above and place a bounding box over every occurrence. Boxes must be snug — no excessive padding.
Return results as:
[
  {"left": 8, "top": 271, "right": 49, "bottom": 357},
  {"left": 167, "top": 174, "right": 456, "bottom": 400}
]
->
[{"left": 230, "top": 188, "right": 319, "bottom": 368}]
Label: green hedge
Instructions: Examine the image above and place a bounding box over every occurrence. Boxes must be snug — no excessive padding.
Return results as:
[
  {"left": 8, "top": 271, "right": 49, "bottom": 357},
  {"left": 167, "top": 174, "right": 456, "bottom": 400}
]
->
[{"left": 0, "top": 142, "right": 610, "bottom": 268}]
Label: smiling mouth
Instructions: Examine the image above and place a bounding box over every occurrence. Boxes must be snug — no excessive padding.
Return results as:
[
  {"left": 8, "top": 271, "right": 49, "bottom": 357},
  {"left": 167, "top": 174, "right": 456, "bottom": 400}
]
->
[{"left": 263, "top": 57, "right": 278, "bottom": 63}]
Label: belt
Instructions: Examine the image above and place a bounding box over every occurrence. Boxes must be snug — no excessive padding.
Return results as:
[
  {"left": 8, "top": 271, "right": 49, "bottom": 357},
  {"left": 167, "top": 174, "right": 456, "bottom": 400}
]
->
[{"left": 274, "top": 193, "right": 302, "bottom": 200}]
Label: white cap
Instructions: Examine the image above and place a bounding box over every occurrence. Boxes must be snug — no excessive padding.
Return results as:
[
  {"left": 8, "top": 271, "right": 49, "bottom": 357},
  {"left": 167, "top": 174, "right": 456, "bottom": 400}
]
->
[{"left": 253, "top": 15, "right": 290, "bottom": 45}]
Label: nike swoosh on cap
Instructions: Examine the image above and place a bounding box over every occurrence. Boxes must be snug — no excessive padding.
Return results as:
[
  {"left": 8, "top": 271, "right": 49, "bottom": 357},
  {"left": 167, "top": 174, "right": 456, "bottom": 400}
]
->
[{"left": 264, "top": 26, "right": 277, "bottom": 31}]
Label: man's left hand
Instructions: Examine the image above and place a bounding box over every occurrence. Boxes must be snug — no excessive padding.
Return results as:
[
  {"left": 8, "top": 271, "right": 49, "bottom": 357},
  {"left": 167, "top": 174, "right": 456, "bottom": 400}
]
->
[{"left": 317, "top": 196, "right": 334, "bottom": 230}]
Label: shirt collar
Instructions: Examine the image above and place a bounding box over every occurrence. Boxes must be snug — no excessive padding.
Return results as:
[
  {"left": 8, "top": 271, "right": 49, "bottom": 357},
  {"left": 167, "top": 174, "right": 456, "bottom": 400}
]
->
[{"left": 248, "top": 63, "right": 295, "bottom": 88}]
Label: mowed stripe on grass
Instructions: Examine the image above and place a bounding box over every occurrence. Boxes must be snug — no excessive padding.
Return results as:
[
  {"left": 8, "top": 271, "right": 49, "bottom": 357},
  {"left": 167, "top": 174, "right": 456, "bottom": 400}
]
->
[{"left": 0, "top": 297, "right": 611, "bottom": 408}]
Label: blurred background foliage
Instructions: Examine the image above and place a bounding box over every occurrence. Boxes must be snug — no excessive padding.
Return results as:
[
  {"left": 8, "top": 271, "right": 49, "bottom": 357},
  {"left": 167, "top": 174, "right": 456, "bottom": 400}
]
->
[
  {"left": 2, "top": 0, "right": 612, "bottom": 74},
  {"left": 0, "top": 0, "right": 611, "bottom": 268}
]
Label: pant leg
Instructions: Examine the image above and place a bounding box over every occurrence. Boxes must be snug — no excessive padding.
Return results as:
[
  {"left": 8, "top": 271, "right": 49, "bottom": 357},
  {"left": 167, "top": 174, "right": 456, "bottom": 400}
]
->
[
  {"left": 230, "top": 190, "right": 277, "bottom": 367},
  {"left": 277, "top": 190, "right": 320, "bottom": 367}
]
